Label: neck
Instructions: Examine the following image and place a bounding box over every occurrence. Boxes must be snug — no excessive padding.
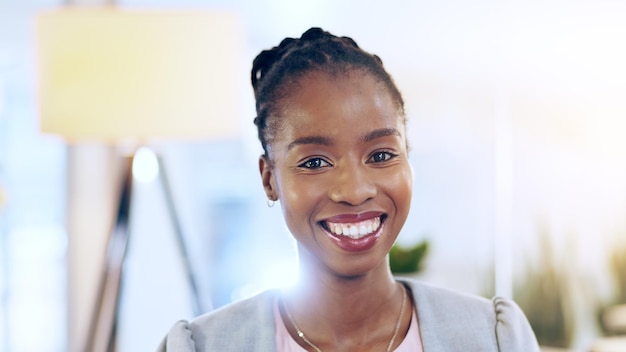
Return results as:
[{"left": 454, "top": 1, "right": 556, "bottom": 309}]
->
[
  {"left": 292, "top": 252, "right": 397, "bottom": 308},
  {"left": 280, "top": 257, "right": 407, "bottom": 350}
]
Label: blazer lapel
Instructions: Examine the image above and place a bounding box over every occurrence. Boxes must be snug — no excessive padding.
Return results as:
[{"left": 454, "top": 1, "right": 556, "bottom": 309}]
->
[{"left": 401, "top": 279, "right": 499, "bottom": 351}]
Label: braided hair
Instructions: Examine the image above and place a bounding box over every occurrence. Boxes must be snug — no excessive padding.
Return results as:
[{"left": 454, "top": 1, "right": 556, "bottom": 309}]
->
[{"left": 251, "top": 27, "right": 405, "bottom": 159}]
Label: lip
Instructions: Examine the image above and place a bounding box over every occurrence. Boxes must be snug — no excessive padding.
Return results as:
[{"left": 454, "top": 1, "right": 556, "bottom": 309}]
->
[
  {"left": 319, "top": 212, "right": 387, "bottom": 252},
  {"left": 321, "top": 211, "right": 385, "bottom": 223}
]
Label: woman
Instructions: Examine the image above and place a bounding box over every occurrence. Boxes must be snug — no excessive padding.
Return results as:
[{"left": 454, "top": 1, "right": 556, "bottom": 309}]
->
[{"left": 159, "top": 27, "right": 540, "bottom": 351}]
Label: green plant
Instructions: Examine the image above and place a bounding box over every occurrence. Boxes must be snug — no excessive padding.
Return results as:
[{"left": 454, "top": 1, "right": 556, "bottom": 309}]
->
[
  {"left": 514, "top": 231, "right": 573, "bottom": 348},
  {"left": 597, "top": 236, "right": 626, "bottom": 334},
  {"left": 389, "top": 240, "right": 429, "bottom": 274}
]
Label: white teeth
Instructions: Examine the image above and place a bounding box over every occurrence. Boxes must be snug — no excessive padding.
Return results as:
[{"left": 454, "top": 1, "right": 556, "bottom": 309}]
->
[{"left": 326, "top": 217, "right": 382, "bottom": 239}]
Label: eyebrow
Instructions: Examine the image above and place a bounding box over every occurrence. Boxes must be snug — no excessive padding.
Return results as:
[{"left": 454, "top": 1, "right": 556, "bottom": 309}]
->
[
  {"left": 362, "top": 128, "right": 402, "bottom": 142},
  {"left": 287, "top": 135, "right": 334, "bottom": 150}
]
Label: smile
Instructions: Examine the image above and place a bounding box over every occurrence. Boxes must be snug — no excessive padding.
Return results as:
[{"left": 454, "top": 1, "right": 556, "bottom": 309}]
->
[{"left": 321, "top": 215, "right": 384, "bottom": 240}]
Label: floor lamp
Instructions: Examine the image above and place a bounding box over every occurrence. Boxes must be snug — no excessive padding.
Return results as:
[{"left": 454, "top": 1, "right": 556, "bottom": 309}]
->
[{"left": 35, "top": 9, "right": 242, "bottom": 352}]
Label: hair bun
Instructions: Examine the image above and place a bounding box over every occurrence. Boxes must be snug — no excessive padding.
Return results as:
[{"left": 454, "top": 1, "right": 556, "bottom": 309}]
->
[{"left": 301, "top": 27, "right": 326, "bottom": 41}]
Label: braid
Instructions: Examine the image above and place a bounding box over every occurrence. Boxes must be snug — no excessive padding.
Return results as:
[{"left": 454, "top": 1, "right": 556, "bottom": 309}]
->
[{"left": 251, "top": 27, "right": 405, "bottom": 158}]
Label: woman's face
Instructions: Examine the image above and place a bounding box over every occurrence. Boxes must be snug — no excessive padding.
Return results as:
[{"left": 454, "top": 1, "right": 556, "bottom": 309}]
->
[{"left": 260, "top": 70, "right": 412, "bottom": 278}]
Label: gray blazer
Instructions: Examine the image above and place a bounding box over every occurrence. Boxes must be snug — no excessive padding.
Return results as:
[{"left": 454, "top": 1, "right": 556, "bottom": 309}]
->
[{"left": 157, "top": 279, "right": 540, "bottom": 351}]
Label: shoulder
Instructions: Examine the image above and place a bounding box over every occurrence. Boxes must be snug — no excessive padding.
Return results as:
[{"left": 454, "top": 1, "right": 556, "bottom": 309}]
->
[
  {"left": 157, "top": 320, "right": 195, "bottom": 352},
  {"left": 157, "top": 290, "right": 278, "bottom": 352},
  {"left": 492, "top": 296, "right": 541, "bottom": 351},
  {"left": 398, "top": 278, "right": 539, "bottom": 351}
]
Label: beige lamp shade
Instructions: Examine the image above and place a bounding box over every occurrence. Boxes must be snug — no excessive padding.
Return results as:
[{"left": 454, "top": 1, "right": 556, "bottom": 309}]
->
[{"left": 36, "top": 9, "right": 242, "bottom": 143}]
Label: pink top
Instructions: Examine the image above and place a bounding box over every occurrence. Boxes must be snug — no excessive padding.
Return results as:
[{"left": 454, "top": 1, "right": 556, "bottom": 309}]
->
[{"left": 274, "top": 298, "right": 423, "bottom": 352}]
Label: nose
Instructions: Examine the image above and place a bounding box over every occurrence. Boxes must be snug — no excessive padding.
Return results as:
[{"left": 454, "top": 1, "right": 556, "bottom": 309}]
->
[{"left": 328, "top": 162, "right": 377, "bottom": 205}]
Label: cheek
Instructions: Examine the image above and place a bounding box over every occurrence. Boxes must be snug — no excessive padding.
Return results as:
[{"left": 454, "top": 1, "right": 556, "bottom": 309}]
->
[
  {"left": 277, "top": 176, "right": 328, "bottom": 240},
  {"left": 385, "top": 164, "right": 413, "bottom": 211},
  {"left": 276, "top": 173, "right": 322, "bottom": 216}
]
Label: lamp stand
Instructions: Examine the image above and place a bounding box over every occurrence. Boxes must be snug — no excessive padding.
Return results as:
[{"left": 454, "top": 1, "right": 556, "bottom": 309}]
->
[{"left": 85, "top": 151, "right": 204, "bottom": 352}]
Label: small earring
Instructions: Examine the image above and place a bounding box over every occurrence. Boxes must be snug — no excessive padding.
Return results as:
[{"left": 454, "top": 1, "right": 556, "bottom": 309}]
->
[{"left": 267, "top": 198, "right": 276, "bottom": 208}]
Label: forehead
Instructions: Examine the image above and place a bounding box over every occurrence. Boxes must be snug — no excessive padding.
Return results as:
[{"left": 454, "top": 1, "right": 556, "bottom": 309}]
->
[
  {"left": 274, "top": 70, "right": 403, "bottom": 140},
  {"left": 281, "top": 69, "right": 390, "bottom": 106}
]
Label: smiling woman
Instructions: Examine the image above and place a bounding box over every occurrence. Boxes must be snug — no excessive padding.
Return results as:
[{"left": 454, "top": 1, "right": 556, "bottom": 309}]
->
[
  {"left": 157, "top": 27, "right": 541, "bottom": 352},
  {"left": 261, "top": 70, "right": 411, "bottom": 275}
]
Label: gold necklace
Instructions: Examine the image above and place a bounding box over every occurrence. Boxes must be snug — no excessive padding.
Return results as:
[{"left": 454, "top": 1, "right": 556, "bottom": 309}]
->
[{"left": 282, "top": 286, "right": 408, "bottom": 352}]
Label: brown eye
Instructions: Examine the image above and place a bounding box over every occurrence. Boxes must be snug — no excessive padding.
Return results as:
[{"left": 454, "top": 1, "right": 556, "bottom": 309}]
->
[
  {"left": 299, "top": 158, "right": 331, "bottom": 169},
  {"left": 368, "top": 151, "right": 397, "bottom": 163}
]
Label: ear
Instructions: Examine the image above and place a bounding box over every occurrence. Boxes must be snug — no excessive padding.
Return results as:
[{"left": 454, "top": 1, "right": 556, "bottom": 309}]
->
[{"left": 259, "top": 155, "right": 278, "bottom": 201}]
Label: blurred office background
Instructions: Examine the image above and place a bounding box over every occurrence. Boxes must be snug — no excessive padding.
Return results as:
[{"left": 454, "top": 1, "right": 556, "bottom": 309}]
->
[{"left": 1, "top": 0, "right": 625, "bottom": 351}]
